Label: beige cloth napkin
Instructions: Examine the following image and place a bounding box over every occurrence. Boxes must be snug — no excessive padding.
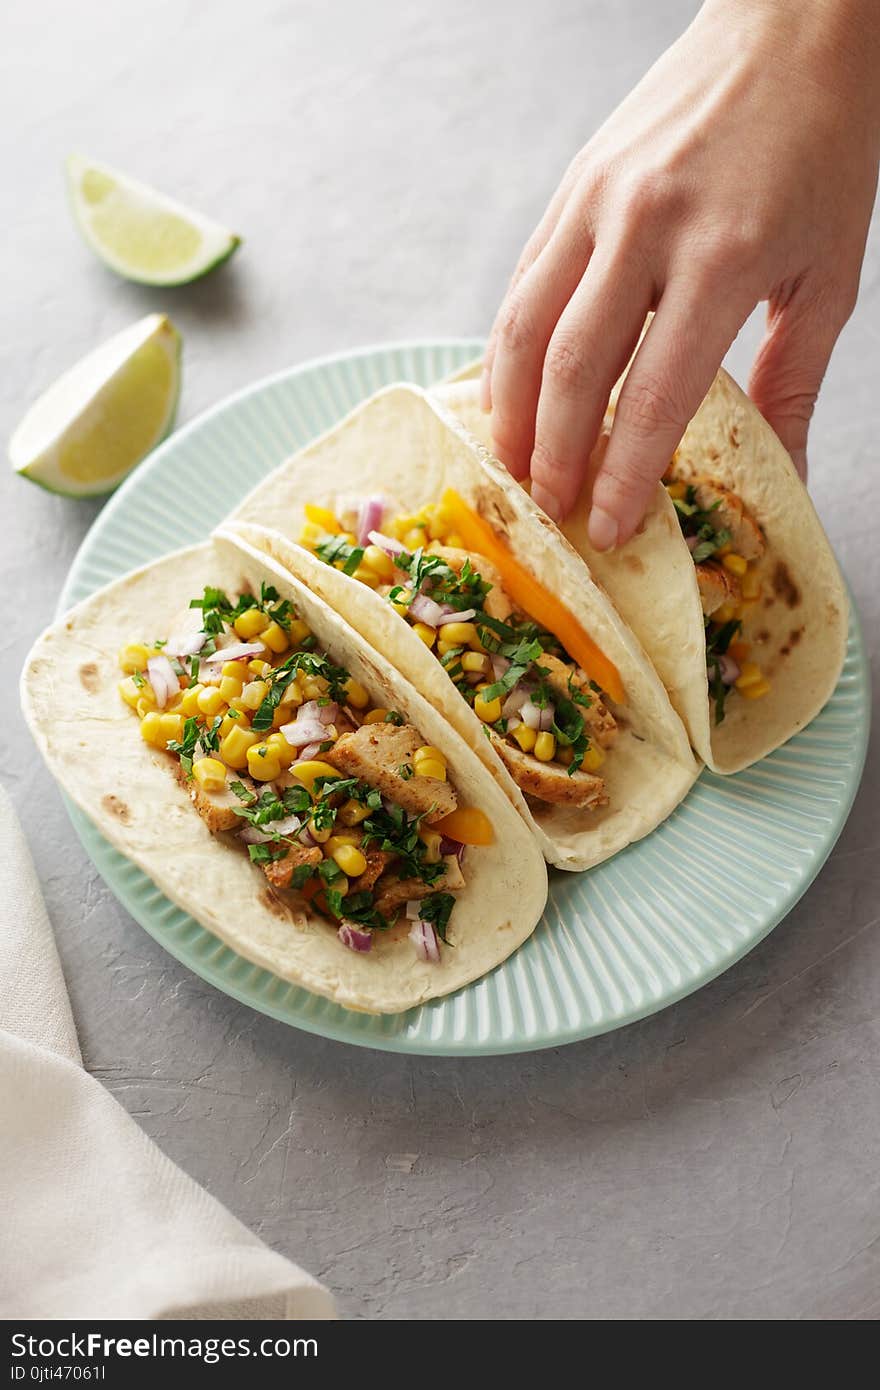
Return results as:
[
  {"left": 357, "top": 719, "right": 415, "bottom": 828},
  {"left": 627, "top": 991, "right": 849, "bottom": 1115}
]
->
[{"left": 0, "top": 783, "right": 335, "bottom": 1321}]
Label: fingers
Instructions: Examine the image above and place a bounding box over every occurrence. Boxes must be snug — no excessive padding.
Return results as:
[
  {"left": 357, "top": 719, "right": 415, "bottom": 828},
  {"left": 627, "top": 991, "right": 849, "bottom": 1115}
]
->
[
  {"left": 481, "top": 155, "right": 589, "bottom": 413},
  {"left": 527, "top": 244, "right": 654, "bottom": 521},
  {"left": 748, "top": 278, "right": 856, "bottom": 481},
  {"left": 590, "top": 278, "right": 754, "bottom": 547},
  {"left": 487, "top": 228, "right": 593, "bottom": 481}
]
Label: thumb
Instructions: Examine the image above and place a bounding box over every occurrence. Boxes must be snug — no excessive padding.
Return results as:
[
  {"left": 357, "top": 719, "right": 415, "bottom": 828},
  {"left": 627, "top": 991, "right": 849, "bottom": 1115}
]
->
[{"left": 748, "top": 284, "right": 853, "bottom": 482}]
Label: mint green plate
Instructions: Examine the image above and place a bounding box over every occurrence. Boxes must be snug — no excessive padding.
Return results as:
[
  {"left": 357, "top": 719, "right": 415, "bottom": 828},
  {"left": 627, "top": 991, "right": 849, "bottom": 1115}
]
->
[{"left": 58, "top": 340, "right": 870, "bottom": 1055}]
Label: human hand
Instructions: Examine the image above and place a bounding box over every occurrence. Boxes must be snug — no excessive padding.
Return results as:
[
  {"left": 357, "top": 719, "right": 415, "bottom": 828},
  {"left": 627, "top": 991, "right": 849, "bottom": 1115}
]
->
[{"left": 482, "top": 0, "right": 880, "bottom": 548}]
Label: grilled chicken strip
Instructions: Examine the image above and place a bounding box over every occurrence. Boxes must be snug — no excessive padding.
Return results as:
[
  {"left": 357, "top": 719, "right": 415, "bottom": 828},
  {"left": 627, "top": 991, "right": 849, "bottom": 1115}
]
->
[
  {"left": 690, "top": 478, "right": 765, "bottom": 561},
  {"left": 489, "top": 733, "right": 607, "bottom": 810},
  {"left": 536, "top": 652, "right": 618, "bottom": 748},
  {"left": 696, "top": 561, "right": 741, "bottom": 617},
  {"left": 425, "top": 545, "right": 515, "bottom": 622},
  {"left": 373, "top": 854, "right": 465, "bottom": 916},
  {"left": 324, "top": 722, "right": 457, "bottom": 823},
  {"left": 180, "top": 769, "right": 258, "bottom": 834},
  {"left": 263, "top": 840, "right": 324, "bottom": 890}
]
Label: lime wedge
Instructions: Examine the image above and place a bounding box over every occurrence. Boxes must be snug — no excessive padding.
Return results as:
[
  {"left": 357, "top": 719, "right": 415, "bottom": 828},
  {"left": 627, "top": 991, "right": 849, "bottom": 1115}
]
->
[
  {"left": 67, "top": 154, "right": 241, "bottom": 286},
  {"left": 10, "top": 314, "right": 181, "bottom": 497}
]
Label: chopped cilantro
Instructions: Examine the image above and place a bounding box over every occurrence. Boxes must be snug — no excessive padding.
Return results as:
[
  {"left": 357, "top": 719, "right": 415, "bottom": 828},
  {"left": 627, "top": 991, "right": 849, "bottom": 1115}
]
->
[
  {"left": 315, "top": 534, "right": 365, "bottom": 576},
  {"left": 251, "top": 650, "right": 351, "bottom": 731},
  {"left": 420, "top": 891, "right": 455, "bottom": 944}
]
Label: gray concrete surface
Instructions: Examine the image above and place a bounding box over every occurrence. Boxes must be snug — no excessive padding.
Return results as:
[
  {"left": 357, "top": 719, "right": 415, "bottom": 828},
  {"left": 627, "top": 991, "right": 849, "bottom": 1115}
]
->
[{"left": 3, "top": 0, "right": 879, "bottom": 1320}]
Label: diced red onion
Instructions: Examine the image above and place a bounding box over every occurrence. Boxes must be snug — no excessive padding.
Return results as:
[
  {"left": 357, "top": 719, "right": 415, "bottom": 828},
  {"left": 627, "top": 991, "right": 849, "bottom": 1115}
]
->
[
  {"left": 298, "top": 742, "right": 322, "bottom": 761},
  {"left": 436, "top": 608, "right": 476, "bottom": 626},
  {"left": 491, "top": 654, "right": 511, "bottom": 681},
  {"left": 502, "top": 687, "right": 528, "bottom": 718},
  {"left": 298, "top": 823, "right": 317, "bottom": 847},
  {"left": 357, "top": 497, "right": 386, "bottom": 545},
  {"left": 202, "top": 641, "right": 266, "bottom": 664},
  {"left": 718, "top": 654, "right": 740, "bottom": 686},
  {"left": 438, "top": 836, "right": 466, "bottom": 863},
  {"left": 520, "top": 699, "right": 541, "bottom": 729},
  {"left": 409, "top": 919, "right": 441, "bottom": 963},
  {"left": 338, "top": 922, "right": 373, "bottom": 952},
  {"left": 506, "top": 715, "right": 522, "bottom": 731},
  {"left": 280, "top": 719, "right": 328, "bottom": 748},
  {"left": 318, "top": 701, "right": 338, "bottom": 725},
  {"left": 686, "top": 535, "right": 700, "bottom": 553},
  {"left": 405, "top": 899, "right": 423, "bottom": 920},
  {"left": 539, "top": 704, "right": 555, "bottom": 731},
  {"left": 368, "top": 529, "right": 406, "bottom": 557},
  {"left": 165, "top": 630, "right": 206, "bottom": 658},
  {"left": 408, "top": 592, "right": 448, "bottom": 627},
  {"left": 272, "top": 815, "right": 303, "bottom": 836},
  {"left": 238, "top": 824, "right": 273, "bottom": 844},
  {"left": 147, "top": 655, "right": 178, "bottom": 710}
]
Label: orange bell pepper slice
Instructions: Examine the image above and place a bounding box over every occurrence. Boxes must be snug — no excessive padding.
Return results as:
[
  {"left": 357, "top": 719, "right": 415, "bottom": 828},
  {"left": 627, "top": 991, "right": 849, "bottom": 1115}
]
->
[
  {"left": 441, "top": 489, "right": 625, "bottom": 704},
  {"left": 432, "top": 807, "right": 495, "bottom": 847}
]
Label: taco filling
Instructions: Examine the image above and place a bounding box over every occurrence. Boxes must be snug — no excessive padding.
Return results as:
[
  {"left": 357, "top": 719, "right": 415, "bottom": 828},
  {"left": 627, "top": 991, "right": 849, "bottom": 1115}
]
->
[
  {"left": 296, "top": 493, "right": 620, "bottom": 812},
  {"left": 663, "top": 466, "right": 770, "bottom": 724},
  {"left": 116, "top": 580, "right": 492, "bottom": 961}
]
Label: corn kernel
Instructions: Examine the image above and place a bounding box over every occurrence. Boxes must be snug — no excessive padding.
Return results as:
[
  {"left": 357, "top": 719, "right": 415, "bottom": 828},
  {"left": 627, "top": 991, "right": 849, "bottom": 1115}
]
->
[
  {"left": 389, "top": 589, "right": 412, "bottom": 617},
  {"left": 291, "top": 760, "right": 340, "bottom": 793},
  {"left": 288, "top": 618, "right": 312, "bottom": 648},
  {"left": 339, "top": 798, "right": 370, "bottom": 827},
  {"left": 414, "top": 746, "right": 446, "bottom": 766},
  {"left": 557, "top": 745, "right": 575, "bottom": 766},
  {"left": 713, "top": 602, "right": 741, "bottom": 625},
  {"left": 261, "top": 621, "right": 289, "bottom": 654},
  {"left": 139, "top": 712, "right": 165, "bottom": 748},
  {"left": 240, "top": 680, "right": 269, "bottom": 710},
  {"left": 220, "top": 726, "right": 260, "bottom": 769},
  {"left": 272, "top": 702, "right": 294, "bottom": 729},
  {"left": 118, "top": 643, "right": 151, "bottom": 674},
  {"left": 411, "top": 622, "right": 436, "bottom": 647},
  {"left": 136, "top": 696, "right": 156, "bottom": 719},
  {"left": 308, "top": 818, "right": 333, "bottom": 844},
  {"left": 332, "top": 843, "right": 368, "bottom": 878},
  {"left": 197, "top": 686, "right": 226, "bottom": 718},
  {"left": 414, "top": 758, "right": 446, "bottom": 781},
  {"left": 404, "top": 527, "right": 426, "bottom": 550},
  {"left": 427, "top": 506, "right": 452, "bottom": 540},
  {"left": 722, "top": 553, "right": 748, "bottom": 577},
  {"left": 474, "top": 691, "right": 502, "bottom": 723},
  {"left": 513, "top": 724, "right": 537, "bottom": 752},
  {"left": 460, "top": 652, "right": 488, "bottom": 673},
  {"left": 300, "top": 675, "right": 328, "bottom": 701},
  {"left": 264, "top": 731, "right": 296, "bottom": 768},
  {"left": 247, "top": 744, "right": 282, "bottom": 781},
  {"left": 534, "top": 731, "right": 557, "bottom": 762},
  {"left": 158, "top": 712, "right": 183, "bottom": 744},
  {"left": 219, "top": 674, "right": 244, "bottom": 703},
  {"left": 582, "top": 745, "right": 606, "bottom": 772},
  {"left": 352, "top": 566, "right": 381, "bottom": 589},
  {"left": 118, "top": 676, "right": 147, "bottom": 710},
  {"left": 247, "top": 658, "right": 272, "bottom": 677},
  {"left": 440, "top": 621, "right": 477, "bottom": 647},
  {"left": 298, "top": 520, "right": 323, "bottom": 546},
  {"left": 179, "top": 683, "right": 205, "bottom": 716},
  {"left": 304, "top": 502, "right": 341, "bottom": 533},
  {"left": 233, "top": 608, "right": 269, "bottom": 640},
  {"left": 221, "top": 660, "right": 246, "bottom": 679},
  {"left": 193, "top": 757, "right": 227, "bottom": 793},
  {"left": 437, "top": 639, "right": 461, "bottom": 657},
  {"left": 340, "top": 531, "right": 358, "bottom": 546},
  {"left": 741, "top": 678, "right": 771, "bottom": 700},
  {"left": 742, "top": 571, "right": 762, "bottom": 600},
  {"left": 325, "top": 833, "right": 360, "bottom": 853},
  {"left": 665, "top": 480, "right": 688, "bottom": 501},
  {"left": 735, "top": 662, "right": 763, "bottom": 691},
  {"left": 363, "top": 707, "right": 390, "bottom": 725},
  {"left": 282, "top": 677, "right": 303, "bottom": 707},
  {"left": 445, "top": 532, "right": 465, "bottom": 549},
  {"left": 343, "top": 678, "right": 370, "bottom": 710},
  {"left": 220, "top": 709, "right": 249, "bottom": 737},
  {"left": 362, "top": 545, "right": 395, "bottom": 581}
]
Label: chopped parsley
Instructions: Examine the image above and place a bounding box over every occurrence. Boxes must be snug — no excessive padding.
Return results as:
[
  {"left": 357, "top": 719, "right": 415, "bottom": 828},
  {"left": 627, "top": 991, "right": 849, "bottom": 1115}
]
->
[
  {"left": 315, "top": 534, "right": 364, "bottom": 576},
  {"left": 251, "top": 650, "right": 351, "bottom": 732},
  {"left": 420, "top": 891, "right": 455, "bottom": 944}
]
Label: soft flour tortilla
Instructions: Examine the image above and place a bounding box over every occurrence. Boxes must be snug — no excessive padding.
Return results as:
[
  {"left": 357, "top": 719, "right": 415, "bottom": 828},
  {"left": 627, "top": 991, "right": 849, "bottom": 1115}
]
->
[
  {"left": 434, "top": 372, "right": 849, "bottom": 774},
  {"left": 227, "top": 385, "right": 698, "bottom": 871},
  {"left": 21, "top": 530, "right": 548, "bottom": 1014}
]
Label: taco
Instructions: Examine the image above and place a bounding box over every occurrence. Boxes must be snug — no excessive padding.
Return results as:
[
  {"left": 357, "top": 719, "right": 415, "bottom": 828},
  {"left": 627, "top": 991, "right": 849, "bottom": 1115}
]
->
[
  {"left": 435, "top": 371, "right": 848, "bottom": 773},
  {"left": 227, "top": 384, "right": 697, "bottom": 871},
  {"left": 21, "top": 530, "right": 548, "bottom": 1014}
]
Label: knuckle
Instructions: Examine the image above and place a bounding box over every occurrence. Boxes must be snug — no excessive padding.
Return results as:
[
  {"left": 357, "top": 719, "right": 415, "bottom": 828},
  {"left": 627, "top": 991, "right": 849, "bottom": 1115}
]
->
[
  {"left": 543, "top": 335, "right": 594, "bottom": 397},
  {"left": 530, "top": 438, "right": 573, "bottom": 487},
  {"left": 620, "top": 371, "right": 685, "bottom": 439},
  {"left": 497, "top": 290, "right": 539, "bottom": 357}
]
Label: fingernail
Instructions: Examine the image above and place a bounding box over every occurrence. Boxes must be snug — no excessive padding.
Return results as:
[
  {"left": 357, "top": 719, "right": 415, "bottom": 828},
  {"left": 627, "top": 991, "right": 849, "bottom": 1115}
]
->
[
  {"left": 479, "top": 367, "right": 492, "bottom": 413},
  {"left": 531, "top": 483, "right": 563, "bottom": 523},
  {"left": 588, "top": 505, "right": 619, "bottom": 551}
]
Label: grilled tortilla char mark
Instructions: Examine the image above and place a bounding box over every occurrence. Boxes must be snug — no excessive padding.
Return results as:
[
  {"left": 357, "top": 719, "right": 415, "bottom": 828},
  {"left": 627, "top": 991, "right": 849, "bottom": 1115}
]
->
[
  {"left": 489, "top": 732, "right": 607, "bottom": 810},
  {"left": 179, "top": 768, "right": 259, "bottom": 834},
  {"left": 324, "top": 722, "right": 457, "bottom": 823},
  {"left": 696, "top": 561, "right": 741, "bottom": 617},
  {"left": 537, "top": 652, "right": 618, "bottom": 747},
  {"left": 373, "top": 854, "right": 465, "bottom": 916},
  {"left": 263, "top": 840, "right": 324, "bottom": 890},
  {"left": 425, "top": 544, "right": 515, "bottom": 622},
  {"left": 689, "top": 477, "right": 765, "bottom": 561}
]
